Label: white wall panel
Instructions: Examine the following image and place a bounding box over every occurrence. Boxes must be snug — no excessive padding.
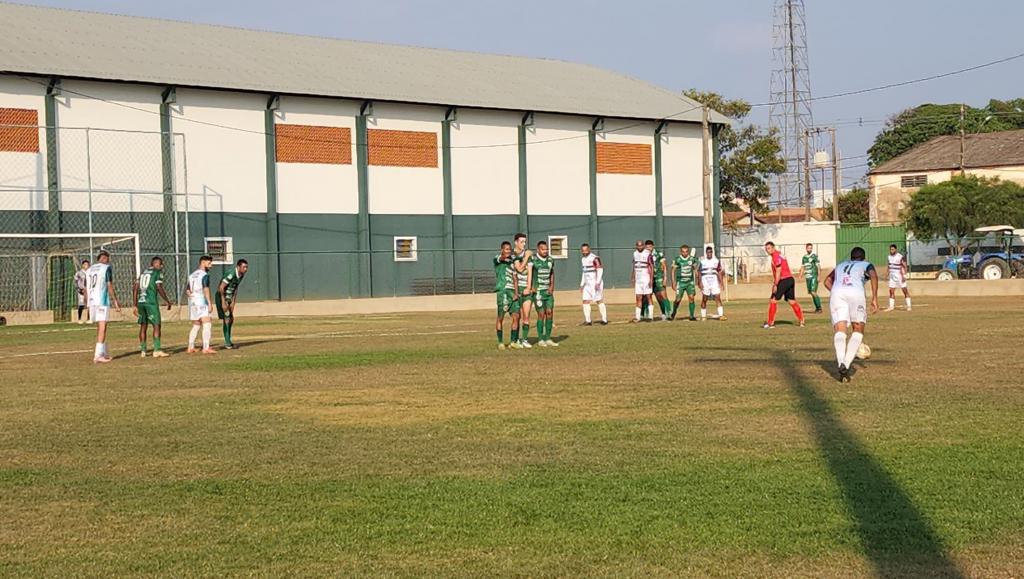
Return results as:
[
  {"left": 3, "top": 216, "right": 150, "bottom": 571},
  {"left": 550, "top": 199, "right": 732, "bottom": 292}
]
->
[
  {"left": 661, "top": 121, "right": 703, "bottom": 217},
  {"left": 526, "top": 113, "right": 589, "bottom": 215},
  {"left": 367, "top": 102, "right": 443, "bottom": 215},
  {"left": 596, "top": 122, "right": 655, "bottom": 216},
  {"left": 450, "top": 109, "right": 519, "bottom": 215},
  {"left": 0, "top": 76, "right": 48, "bottom": 210}
]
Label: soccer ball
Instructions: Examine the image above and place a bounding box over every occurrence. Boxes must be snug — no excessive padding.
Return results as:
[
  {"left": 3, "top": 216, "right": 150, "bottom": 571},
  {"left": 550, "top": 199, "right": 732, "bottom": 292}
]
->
[{"left": 856, "top": 343, "right": 871, "bottom": 360}]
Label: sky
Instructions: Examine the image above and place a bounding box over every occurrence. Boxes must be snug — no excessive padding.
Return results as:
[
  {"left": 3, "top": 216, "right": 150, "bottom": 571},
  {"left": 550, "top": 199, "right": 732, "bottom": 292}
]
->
[{"left": 19, "top": 0, "right": 1024, "bottom": 187}]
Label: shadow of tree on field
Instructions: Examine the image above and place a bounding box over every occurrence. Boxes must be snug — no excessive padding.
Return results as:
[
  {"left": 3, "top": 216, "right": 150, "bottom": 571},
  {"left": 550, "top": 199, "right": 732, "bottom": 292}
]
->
[{"left": 775, "top": 349, "right": 964, "bottom": 578}]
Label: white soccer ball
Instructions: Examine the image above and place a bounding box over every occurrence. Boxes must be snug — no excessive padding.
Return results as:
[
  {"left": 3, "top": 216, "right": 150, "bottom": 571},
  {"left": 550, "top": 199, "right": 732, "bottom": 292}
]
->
[{"left": 856, "top": 343, "right": 871, "bottom": 360}]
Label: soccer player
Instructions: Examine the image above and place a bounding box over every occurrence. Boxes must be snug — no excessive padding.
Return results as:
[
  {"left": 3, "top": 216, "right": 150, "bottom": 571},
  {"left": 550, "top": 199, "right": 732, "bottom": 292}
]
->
[
  {"left": 85, "top": 250, "right": 121, "bottom": 363},
  {"left": 528, "top": 241, "right": 558, "bottom": 347},
  {"left": 646, "top": 240, "right": 671, "bottom": 321},
  {"left": 512, "top": 233, "right": 534, "bottom": 348},
  {"left": 579, "top": 243, "right": 608, "bottom": 325},
  {"left": 697, "top": 245, "right": 726, "bottom": 321},
  {"left": 74, "top": 259, "right": 90, "bottom": 324},
  {"left": 825, "top": 246, "right": 880, "bottom": 383},
  {"left": 630, "top": 240, "right": 654, "bottom": 322},
  {"left": 133, "top": 256, "right": 173, "bottom": 358},
  {"left": 494, "top": 241, "right": 522, "bottom": 350},
  {"left": 799, "top": 243, "right": 823, "bottom": 313},
  {"left": 670, "top": 244, "right": 699, "bottom": 321},
  {"left": 763, "top": 241, "right": 805, "bottom": 329},
  {"left": 216, "top": 258, "right": 248, "bottom": 350},
  {"left": 185, "top": 255, "right": 216, "bottom": 354},
  {"left": 886, "top": 244, "right": 912, "bottom": 312}
]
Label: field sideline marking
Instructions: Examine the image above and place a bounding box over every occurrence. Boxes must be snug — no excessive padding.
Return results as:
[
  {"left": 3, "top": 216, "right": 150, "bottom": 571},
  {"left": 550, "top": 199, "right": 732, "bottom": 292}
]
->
[{"left": 9, "top": 348, "right": 93, "bottom": 359}]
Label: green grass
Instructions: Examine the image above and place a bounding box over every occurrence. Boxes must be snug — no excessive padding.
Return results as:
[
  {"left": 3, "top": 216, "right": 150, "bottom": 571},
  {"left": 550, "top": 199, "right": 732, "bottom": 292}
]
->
[{"left": 1, "top": 298, "right": 1022, "bottom": 577}]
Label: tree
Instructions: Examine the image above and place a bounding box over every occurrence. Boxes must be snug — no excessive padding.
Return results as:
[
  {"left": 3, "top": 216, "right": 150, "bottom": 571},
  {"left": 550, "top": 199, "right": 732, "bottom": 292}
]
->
[
  {"left": 824, "top": 187, "right": 870, "bottom": 223},
  {"left": 903, "top": 175, "right": 1024, "bottom": 255},
  {"left": 868, "top": 100, "right": 1024, "bottom": 168},
  {"left": 683, "top": 90, "right": 786, "bottom": 214}
]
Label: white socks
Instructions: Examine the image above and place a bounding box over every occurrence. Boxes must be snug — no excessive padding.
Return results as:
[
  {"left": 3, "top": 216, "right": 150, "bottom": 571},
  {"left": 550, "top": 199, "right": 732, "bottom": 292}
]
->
[
  {"left": 189, "top": 324, "right": 200, "bottom": 348},
  {"left": 844, "top": 332, "right": 864, "bottom": 368},
  {"left": 202, "top": 322, "right": 212, "bottom": 350},
  {"left": 717, "top": 306, "right": 724, "bottom": 318},
  {"left": 700, "top": 308, "right": 707, "bottom": 319},
  {"left": 94, "top": 343, "right": 104, "bottom": 359},
  {"left": 905, "top": 297, "right": 912, "bottom": 310},
  {"left": 833, "top": 332, "right": 847, "bottom": 366},
  {"left": 635, "top": 306, "right": 641, "bottom": 321},
  {"left": 598, "top": 303, "right": 607, "bottom": 322},
  {"left": 583, "top": 304, "right": 592, "bottom": 323},
  {"left": 889, "top": 297, "right": 895, "bottom": 309}
]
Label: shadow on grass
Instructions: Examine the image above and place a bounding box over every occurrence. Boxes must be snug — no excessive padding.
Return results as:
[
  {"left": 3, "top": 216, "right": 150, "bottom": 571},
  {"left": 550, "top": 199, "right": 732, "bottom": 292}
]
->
[{"left": 776, "top": 349, "right": 964, "bottom": 578}]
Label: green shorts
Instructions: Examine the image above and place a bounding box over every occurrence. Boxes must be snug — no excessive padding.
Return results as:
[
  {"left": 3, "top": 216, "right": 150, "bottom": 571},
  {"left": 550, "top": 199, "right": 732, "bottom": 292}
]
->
[
  {"left": 215, "top": 294, "right": 233, "bottom": 320},
  {"left": 675, "top": 282, "right": 696, "bottom": 297},
  {"left": 533, "top": 290, "right": 554, "bottom": 311},
  {"left": 806, "top": 277, "right": 819, "bottom": 294},
  {"left": 497, "top": 290, "right": 521, "bottom": 316},
  {"left": 653, "top": 278, "right": 667, "bottom": 293},
  {"left": 137, "top": 303, "right": 161, "bottom": 326}
]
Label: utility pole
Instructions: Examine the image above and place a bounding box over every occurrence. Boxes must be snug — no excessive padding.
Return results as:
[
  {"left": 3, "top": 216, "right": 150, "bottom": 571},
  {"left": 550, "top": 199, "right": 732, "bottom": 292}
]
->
[
  {"left": 830, "top": 127, "right": 839, "bottom": 222},
  {"left": 959, "top": 103, "right": 966, "bottom": 175},
  {"left": 702, "top": 106, "right": 713, "bottom": 246},
  {"left": 803, "top": 128, "right": 812, "bottom": 221}
]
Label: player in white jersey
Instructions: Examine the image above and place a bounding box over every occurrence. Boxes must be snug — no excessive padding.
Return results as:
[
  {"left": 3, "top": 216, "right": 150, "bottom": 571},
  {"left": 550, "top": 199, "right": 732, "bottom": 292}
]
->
[
  {"left": 74, "top": 259, "right": 90, "bottom": 324},
  {"left": 825, "top": 246, "right": 880, "bottom": 383},
  {"left": 579, "top": 243, "right": 608, "bottom": 325},
  {"left": 885, "top": 244, "right": 912, "bottom": 311},
  {"left": 697, "top": 245, "right": 726, "bottom": 321},
  {"left": 85, "top": 251, "right": 121, "bottom": 363},
  {"left": 184, "top": 255, "right": 216, "bottom": 354},
  {"left": 630, "top": 240, "right": 653, "bottom": 322}
]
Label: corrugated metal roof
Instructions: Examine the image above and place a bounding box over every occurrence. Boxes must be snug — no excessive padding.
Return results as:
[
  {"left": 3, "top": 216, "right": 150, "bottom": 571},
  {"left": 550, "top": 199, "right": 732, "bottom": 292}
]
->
[
  {"left": 870, "top": 129, "right": 1024, "bottom": 174},
  {"left": 0, "top": 2, "right": 728, "bottom": 125}
]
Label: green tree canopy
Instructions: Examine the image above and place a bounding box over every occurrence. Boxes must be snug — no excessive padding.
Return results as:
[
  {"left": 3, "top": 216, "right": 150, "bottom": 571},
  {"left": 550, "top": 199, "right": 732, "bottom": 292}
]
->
[
  {"left": 683, "top": 90, "right": 786, "bottom": 214},
  {"left": 903, "top": 175, "right": 1024, "bottom": 255},
  {"left": 824, "top": 187, "right": 869, "bottom": 223},
  {"left": 869, "top": 99, "right": 1024, "bottom": 168}
]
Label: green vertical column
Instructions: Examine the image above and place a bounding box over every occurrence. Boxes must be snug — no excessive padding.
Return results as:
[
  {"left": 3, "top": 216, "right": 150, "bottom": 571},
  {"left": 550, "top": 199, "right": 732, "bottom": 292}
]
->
[
  {"left": 356, "top": 103, "right": 372, "bottom": 297},
  {"left": 712, "top": 125, "right": 722, "bottom": 249},
  {"left": 442, "top": 107, "right": 455, "bottom": 289},
  {"left": 517, "top": 114, "right": 529, "bottom": 235},
  {"left": 160, "top": 87, "right": 175, "bottom": 257},
  {"left": 654, "top": 122, "right": 666, "bottom": 249},
  {"left": 264, "top": 96, "right": 281, "bottom": 301},
  {"left": 44, "top": 79, "right": 61, "bottom": 235},
  {"left": 588, "top": 128, "right": 599, "bottom": 247}
]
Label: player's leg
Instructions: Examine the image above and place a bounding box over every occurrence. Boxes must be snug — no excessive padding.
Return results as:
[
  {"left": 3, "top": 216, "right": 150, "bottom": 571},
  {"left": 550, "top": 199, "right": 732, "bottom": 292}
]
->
[
  {"left": 582, "top": 297, "right": 592, "bottom": 325},
  {"left": 188, "top": 319, "right": 201, "bottom": 353},
  {"left": 152, "top": 321, "right": 167, "bottom": 357},
  {"left": 597, "top": 300, "right": 608, "bottom": 324},
  {"left": 509, "top": 311, "right": 522, "bottom": 349},
  {"left": 671, "top": 288, "right": 682, "bottom": 320},
  {"left": 808, "top": 278, "right": 822, "bottom": 313},
  {"left": 700, "top": 289, "right": 709, "bottom": 321},
  {"left": 633, "top": 293, "right": 642, "bottom": 322},
  {"left": 887, "top": 281, "right": 896, "bottom": 311},
  {"left": 519, "top": 297, "right": 532, "bottom": 345},
  {"left": 495, "top": 310, "right": 506, "bottom": 350},
  {"left": 844, "top": 321, "right": 865, "bottom": 371},
  {"left": 201, "top": 314, "right": 215, "bottom": 353},
  {"left": 715, "top": 294, "right": 725, "bottom": 320},
  {"left": 687, "top": 288, "right": 697, "bottom": 320},
  {"left": 546, "top": 294, "right": 557, "bottom": 345},
  {"left": 139, "top": 321, "right": 149, "bottom": 357},
  {"left": 95, "top": 321, "right": 108, "bottom": 362},
  {"left": 902, "top": 286, "right": 912, "bottom": 311}
]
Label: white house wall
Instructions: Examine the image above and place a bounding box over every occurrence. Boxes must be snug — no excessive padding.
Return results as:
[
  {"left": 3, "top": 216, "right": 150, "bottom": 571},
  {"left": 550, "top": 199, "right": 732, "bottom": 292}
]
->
[
  {"left": 367, "top": 102, "right": 443, "bottom": 215},
  {"left": 450, "top": 109, "right": 519, "bottom": 215},
  {"left": 527, "top": 113, "right": 590, "bottom": 216},
  {"left": 274, "top": 95, "right": 359, "bottom": 214},
  {"left": 0, "top": 76, "right": 48, "bottom": 211},
  {"left": 596, "top": 121, "right": 655, "bottom": 216}
]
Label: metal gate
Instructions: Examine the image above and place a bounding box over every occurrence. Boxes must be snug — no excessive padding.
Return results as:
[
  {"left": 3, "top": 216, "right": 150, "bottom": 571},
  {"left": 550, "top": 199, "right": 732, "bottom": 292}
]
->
[{"left": 836, "top": 224, "right": 907, "bottom": 269}]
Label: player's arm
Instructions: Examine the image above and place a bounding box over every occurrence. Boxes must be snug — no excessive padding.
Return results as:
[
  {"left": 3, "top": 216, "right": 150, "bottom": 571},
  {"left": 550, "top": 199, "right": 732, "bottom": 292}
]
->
[
  {"left": 824, "top": 269, "right": 836, "bottom": 291},
  {"left": 867, "top": 265, "right": 880, "bottom": 312},
  {"left": 902, "top": 256, "right": 909, "bottom": 277},
  {"left": 218, "top": 279, "right": 228, "bottom": 300},
  {"left": 717, "top": 263, "right": 725, "bottom": 287},
  {"left": 203, "top": 278, "right": 214, "bottom": 307},
  {"left": 132, "top": 278, "right": 140, "bottom": 313},
  {"left": 526, "top": 263, "right": 534, "bottom": 294},
  {"left": 156, "top": 280, "right": 173, "bottom": 309},
  {"left": 106, "top": 268, "right": 120, "bottom": 310},
  {"left": 630, "top": 259, "right": 635, "bottom": 283},
  {"left": 670, "top": 263, "right": 677, "bottom": 289},
  {"left": 550, "top": 266, "right": 555, "bottom": 293},
  {"left": 647, "top": 256, "right": 654, "bottom": 279},
  {"left": 593, "top": 258, "right": 603, "bottom": 287}
]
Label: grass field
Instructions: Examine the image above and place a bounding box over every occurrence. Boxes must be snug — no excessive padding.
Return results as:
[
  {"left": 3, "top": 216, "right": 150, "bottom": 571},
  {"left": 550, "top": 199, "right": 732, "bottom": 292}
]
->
[{"left": 1, "top": 297, "right": 1023, "bottom": 577}]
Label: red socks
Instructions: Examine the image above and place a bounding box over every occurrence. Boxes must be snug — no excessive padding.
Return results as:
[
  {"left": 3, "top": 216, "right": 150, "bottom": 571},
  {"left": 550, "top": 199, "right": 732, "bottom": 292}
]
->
[
  {"left": 790, "top": 302, "right": 804, "bottom": 322},
  {"left": 767, "top": 301, "right": 778, "bottom": 325}
]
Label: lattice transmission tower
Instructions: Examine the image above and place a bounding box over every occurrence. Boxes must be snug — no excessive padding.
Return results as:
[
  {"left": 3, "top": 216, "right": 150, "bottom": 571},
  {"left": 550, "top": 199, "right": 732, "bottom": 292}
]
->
[{"left": 768, "top": 0, "right": 814, "bottom": 208}]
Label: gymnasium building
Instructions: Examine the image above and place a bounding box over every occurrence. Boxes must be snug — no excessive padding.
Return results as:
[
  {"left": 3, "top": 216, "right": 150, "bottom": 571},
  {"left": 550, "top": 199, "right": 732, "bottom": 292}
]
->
[{"left": 0, "top": 2, "right": 727, "bottom": 303}]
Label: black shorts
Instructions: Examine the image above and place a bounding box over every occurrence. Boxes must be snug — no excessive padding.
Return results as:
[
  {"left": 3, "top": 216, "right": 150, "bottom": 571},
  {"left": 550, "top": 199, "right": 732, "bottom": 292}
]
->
[{"left": 772, "top": 277, "right": 796, "bottom": 301}]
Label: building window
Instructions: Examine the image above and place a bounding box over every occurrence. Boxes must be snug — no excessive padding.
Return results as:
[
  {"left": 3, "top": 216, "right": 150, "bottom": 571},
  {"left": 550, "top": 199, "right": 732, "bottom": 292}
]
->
[
  {"left": 900, "top": 174, "right": 927, "bottom": 188},
  {"left": 394, "top": 236, "right": 418, "bottom": 262},
  {"left": 548, "top": 235, "right": 568, "bottom": 259},
  {"left": 204, "top": 237, "right": 233, "bottom": 265}
]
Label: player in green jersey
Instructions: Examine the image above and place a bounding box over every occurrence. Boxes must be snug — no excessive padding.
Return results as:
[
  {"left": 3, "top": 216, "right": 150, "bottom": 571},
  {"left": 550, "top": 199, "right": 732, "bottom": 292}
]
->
[
  {"left": 670, "top": 245, "right": 699, "bottom": 321},
  {"left": 494, "top": 241, "right": 522, "bottom": 350},
  {"left": 216, "top": 259, "right": 248, "bottom": 349},
  {"left": 528, "top": 240, "right": 558, "bottom": 347},
  {"left": 133, "top": 256, "right": 174, "bottom": 358},
  {"left": 512, "top": 233, "right": 534, "bottom": 348},
  {"left": 645, "top": 240, "right": 671, "bottom": 321},
  {"left": 798, "top": 243, "right": 823, "bottom": 313}
]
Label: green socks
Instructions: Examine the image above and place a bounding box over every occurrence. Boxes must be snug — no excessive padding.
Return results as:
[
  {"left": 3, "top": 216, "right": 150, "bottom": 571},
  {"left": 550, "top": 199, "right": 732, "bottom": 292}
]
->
[
  {"left": 688, "top": 302, "right": 696, "bottom": 318},
  {"left": 812, "top": 295, "right": 822, "bottom": 310},
  {"left": 223, "top": 323, "right": 232, "bottom": 344},
  {"left": 154, "top": 336, "right": 161, "bottom": 351},
  {"left": 140, "top": 342, "right": 146, "bottom": 353},
  {"left": 522, "top": 324, "right": 530, "bottom": 340},
  {"left": 511, "top": 328, "right": 520, "bottom": 342},
  {"left": 547, "top": 317, "right": 554, "bottom": 339},
  {"left": 497, "top": 329, "right": 503, "bottom": 344}
]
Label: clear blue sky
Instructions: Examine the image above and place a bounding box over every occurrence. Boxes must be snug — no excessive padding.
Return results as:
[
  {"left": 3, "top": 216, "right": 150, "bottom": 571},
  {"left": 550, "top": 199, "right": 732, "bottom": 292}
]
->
[{"left": 21, "top": 0, "right": 1024, "bottom": 186}]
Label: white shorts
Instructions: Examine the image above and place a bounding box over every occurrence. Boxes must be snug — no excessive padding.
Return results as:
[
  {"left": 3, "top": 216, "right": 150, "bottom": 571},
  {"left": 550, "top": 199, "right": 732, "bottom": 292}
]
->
[
  {"left": 701, "top": 276, "right": 720, "bottom": 297},
  {"left": 888, "top": 272, "right": 907, "bottom": 289},
  {"left": 830, "top": 291, "right": 867, "bottom": 325},
  {"left": 189, "top": 302, "right": 211, "bottom": 321},
  {"left": 634, "top": 275, "right": 652, "bottom": 295},
  {"left": 89, "top": 305, "right": 108, "bottom": 322},
  {"left": 582, "top": 282, "right": 603, "bottom": 302}
]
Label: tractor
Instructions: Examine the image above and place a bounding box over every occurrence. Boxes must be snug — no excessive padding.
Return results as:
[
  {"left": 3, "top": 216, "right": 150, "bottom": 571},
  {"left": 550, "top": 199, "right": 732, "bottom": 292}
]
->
[{"left": 935, "top": 226, "right": 1024, "bottom": 280}]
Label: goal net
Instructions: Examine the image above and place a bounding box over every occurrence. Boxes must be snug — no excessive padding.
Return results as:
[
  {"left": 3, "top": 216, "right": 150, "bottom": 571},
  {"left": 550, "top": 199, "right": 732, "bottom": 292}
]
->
[{"left": 0, "top": 233, "right": 140, "bottom": 320}]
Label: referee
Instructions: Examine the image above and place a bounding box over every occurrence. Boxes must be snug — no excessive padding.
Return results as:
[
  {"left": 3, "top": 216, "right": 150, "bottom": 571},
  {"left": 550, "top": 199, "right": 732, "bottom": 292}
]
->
[{"left": 763, "top": 241, "right": 805, "bottom": 329}]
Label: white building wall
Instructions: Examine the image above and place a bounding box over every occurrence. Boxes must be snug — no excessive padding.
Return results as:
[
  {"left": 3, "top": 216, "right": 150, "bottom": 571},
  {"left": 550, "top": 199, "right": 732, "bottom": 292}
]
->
[
  {"left": 661, "top": 121, "right": 703, "bottom": 217},
  {"left": 274, "top": 96, "right": 359, "bottom": 214},
  {"left": 596, "top": 121, "right": 655, "bottom": 216},
  {"left": 171, "top": 88, "right": 267, "bottom": 213},
  {"left": 450, "top": 109, "right": 519, "bottom": 215},
  {"left": 721, "top": 221, "right": 840, "bottom": 278},
  {"left": 527, "top": 113, "right": 590, "bottom": 216},
  {"left": 57, "top": 80, "right": 164, "bottom": 213},
  {"left": 367, "top": 102, "right": 443, "bottom": 215},
  {"left": 0, "top": 76, "right": 48, "bottom": 211}
]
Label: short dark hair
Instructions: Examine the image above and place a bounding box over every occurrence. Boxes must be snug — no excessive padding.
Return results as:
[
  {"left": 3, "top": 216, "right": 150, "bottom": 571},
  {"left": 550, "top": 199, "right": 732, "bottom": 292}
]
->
[
  {"left": 580, "top": 243, "right": 590, "bottom": 249},
  {"left": 200, "top": 255, "right": 213, "bottom": 262},
  {"left": 96, "top": 250, "right": 110, "bottom": 259},
  {"left": 806, "top": 243, "right": 814, "bottom": 247},
  {"left": 536, "top": 241, "right": 547, "bottom": 247},
  {"left": 680, "top": 244, "right": 690, "bottom": 250},
  {"left": 150, "top": 256, "right": 163, "bottom": 265},
  {"left": 501, "top": 240, "right": 512, "bottom": 248},
  {"left": 237, "top": 258, "right": 248, "bottom": 266},
  {"left": 81, "top": 259, "right": 90, "bottom": 265},
  {"left": 851, "top": 247, "right": 866, "bottom": 260},
  {"left": 645, "top": 240, "right": 655, "bottom": 246},
  {"left": 514, "top": 233, "right": 527, "bottom": 242},
  {"left": 765, "top": 241, "right": 776, "bottom": 248},
  {"left": 890, "top": 244, "right": 898, "bottom": 250}
]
